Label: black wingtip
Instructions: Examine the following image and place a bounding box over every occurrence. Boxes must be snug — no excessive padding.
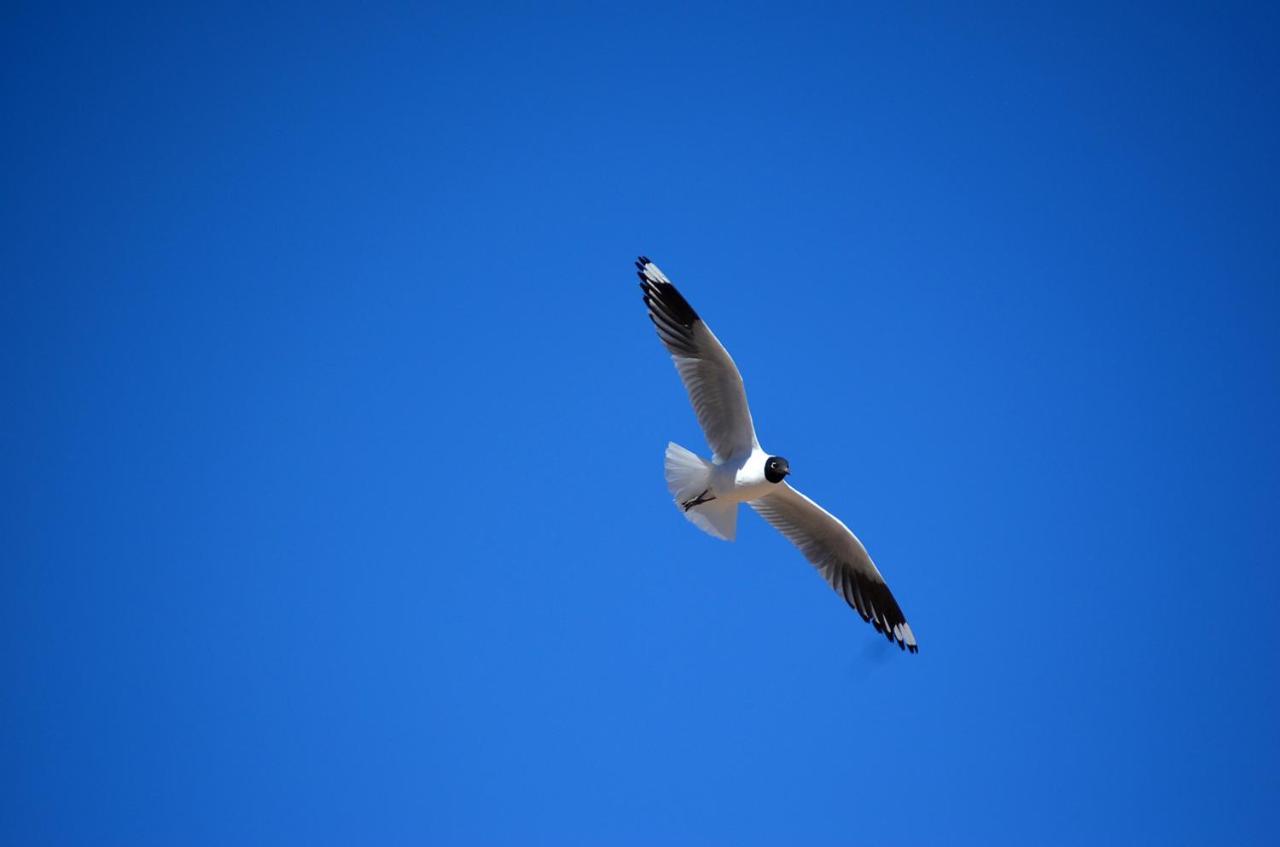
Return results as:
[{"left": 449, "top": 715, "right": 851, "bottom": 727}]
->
[
  {"left": 637, "top": 272, "right": 699, "bottom": 327},
  {"left": 636, "top": 255, "right": 651, "bottom": 269}
]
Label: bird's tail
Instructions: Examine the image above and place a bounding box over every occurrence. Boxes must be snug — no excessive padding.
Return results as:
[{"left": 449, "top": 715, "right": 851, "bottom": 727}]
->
[{"left": 664, "top": 442, "right": 737, "bottom": 541}]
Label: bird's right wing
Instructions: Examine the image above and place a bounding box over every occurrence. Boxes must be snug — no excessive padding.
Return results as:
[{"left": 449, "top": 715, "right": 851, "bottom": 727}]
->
[
  {"left": 637, "top": 257, "right": 759, "bottom": 462},
  {"left": 750, "top": 483, "right": 918, "bottom": 652}
]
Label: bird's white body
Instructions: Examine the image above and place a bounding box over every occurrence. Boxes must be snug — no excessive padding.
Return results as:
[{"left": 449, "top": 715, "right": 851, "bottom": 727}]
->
[
  {"left": 664, "top": 443, "right": 782, "bottom": 543},
  {"left": 709, "top": 448, "right": 775, "bottom": 503}
]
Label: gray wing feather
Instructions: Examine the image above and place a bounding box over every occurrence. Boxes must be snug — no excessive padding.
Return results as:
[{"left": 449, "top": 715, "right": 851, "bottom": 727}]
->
[
  {"left": 750, "top": 483, "right": 918, "bottom": 652},
  {"left": 637, "top": 257, "right": 759, "bottom": 462}
]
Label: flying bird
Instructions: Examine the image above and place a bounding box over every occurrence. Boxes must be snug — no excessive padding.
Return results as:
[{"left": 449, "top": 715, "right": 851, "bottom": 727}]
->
[{"left": 637, "top": 256, "right": 918, "bottom": 653}]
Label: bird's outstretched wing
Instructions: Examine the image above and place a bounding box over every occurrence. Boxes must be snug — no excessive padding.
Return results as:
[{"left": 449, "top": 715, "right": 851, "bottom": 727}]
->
[
  {"left": 637, "top": 257, "right": 759, "bottom": 462},
  {"left": 750, "top": 483, "right": 918, "bottom": 652}
]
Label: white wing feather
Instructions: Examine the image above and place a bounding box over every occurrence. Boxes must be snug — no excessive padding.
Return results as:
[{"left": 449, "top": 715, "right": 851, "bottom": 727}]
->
[
  {"left": 750, "top": 483, "right": 918, "bottom": 652},
  {"left": 637, "top": 258, "right": 758, "bottom": 462}
]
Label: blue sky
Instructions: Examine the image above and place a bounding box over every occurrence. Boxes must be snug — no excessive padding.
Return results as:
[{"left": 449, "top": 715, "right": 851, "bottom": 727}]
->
[{"left": 4, "top": 2, "right": 1279, "bottom": 844}]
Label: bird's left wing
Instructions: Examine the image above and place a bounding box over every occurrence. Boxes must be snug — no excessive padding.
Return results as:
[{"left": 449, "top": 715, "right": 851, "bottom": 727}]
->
[
  {"left": 637, "top": 257, "right": 759, "bottom": 462},
  {"left": 750, "top": 483, "right": 918, "bottom": 652}
]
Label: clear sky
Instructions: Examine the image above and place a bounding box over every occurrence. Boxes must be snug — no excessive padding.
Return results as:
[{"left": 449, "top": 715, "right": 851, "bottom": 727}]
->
[{"left": 4, "top": 3, "right": 1279, "bottom": 844}]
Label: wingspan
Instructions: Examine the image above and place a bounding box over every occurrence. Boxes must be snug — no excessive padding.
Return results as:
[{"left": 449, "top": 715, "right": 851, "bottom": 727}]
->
[
  {"left": 750, "top": 483, "right": 918, "bottom": 652},
  {"left": 637, "top": 257, "right": 759, "bottom": 462}
]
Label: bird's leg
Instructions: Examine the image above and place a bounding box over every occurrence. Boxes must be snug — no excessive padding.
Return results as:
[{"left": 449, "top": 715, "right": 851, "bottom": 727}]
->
[{"left": 682, "top": 489, "right": 716, "bottom": 511}]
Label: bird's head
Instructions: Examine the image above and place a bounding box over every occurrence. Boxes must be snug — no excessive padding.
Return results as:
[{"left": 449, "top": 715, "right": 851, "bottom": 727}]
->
[{"left": 765, "top": 456, "right": 791, "bottom": 483}]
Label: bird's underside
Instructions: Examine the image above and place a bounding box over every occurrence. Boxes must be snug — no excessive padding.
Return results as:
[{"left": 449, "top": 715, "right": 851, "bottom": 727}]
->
[{"left": 637, "top": 255, "right": 919, "bottom": 653}]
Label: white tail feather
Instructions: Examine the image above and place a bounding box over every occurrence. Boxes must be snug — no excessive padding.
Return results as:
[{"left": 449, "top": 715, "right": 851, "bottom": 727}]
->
[{"left": 664, "top": 442, "right": 737, "bottom": 541}]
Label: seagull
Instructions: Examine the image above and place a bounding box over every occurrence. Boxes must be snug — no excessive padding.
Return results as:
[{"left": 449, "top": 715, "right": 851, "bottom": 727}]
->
[{"left": 637, "top": 256, "right": 919, "bottom": 653}]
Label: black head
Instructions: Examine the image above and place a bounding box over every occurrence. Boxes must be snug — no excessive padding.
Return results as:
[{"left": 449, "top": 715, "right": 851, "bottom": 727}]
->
[{"left": 765, "top": 455, "right": 791, "bottom": 484}]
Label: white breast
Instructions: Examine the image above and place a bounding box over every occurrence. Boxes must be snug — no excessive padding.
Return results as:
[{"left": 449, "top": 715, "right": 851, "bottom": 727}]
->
[{"left": 709, "top": 449, "right": 776, "bottom": 504}]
